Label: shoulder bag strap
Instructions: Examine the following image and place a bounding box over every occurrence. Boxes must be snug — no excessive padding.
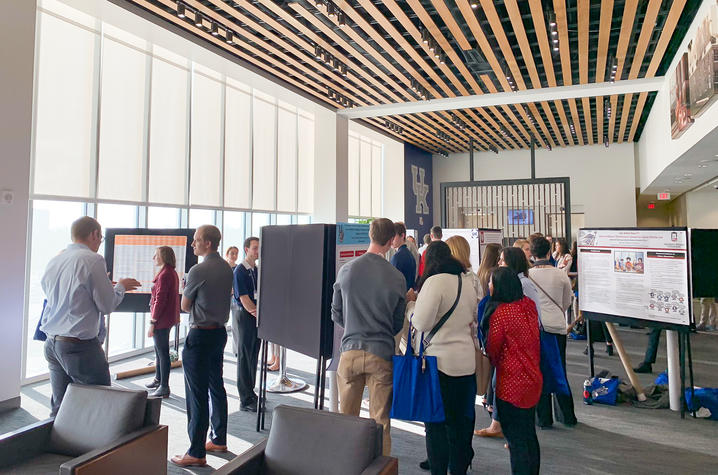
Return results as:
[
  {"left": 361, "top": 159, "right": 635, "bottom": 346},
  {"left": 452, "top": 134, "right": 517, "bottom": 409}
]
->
[
  {"left": 423, "top": 274, "right": 462, "bottom": 347},
  {"left": 528, "top": 274, "right": 564, "bottom": 313}
]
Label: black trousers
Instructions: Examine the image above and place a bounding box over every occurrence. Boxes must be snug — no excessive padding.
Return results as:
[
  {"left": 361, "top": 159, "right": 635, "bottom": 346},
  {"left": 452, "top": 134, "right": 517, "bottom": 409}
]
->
[
  {"left": 153, "top": 328, "right": 171, "bottom": 389},
  {"left": 236, "top": 308, "right": 260, "bottom": 406},
  {"left": 497, "top": 398, "right": 540, "bottom": 475},
  {"left": 425, "top": 372, "right": 476, "bottom": 475},
  {"left": 536, "top": 333, "right": 577, "bottom": 426},
  {"left": 44, "top": 337, "right": 111, "bottom": 417},
  {"left": 182, "top": 327, "right": 228, "bottom": 458},
  {"left": 643, "top": 328, "right": 662, "bottom": 364}
]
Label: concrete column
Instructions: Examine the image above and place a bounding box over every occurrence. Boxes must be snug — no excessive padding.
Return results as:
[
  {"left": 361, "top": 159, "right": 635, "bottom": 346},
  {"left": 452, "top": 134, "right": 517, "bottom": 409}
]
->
[{"left": 0, "top": 1, "right": 36, "bottom": 409}]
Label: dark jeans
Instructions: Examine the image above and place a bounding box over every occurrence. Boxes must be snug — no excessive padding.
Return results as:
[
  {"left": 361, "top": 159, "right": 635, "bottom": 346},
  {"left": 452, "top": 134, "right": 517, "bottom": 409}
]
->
[
  {"left": 236, "top": 308, "right": 260, "bottom": 406},
  {"left": 487, "top": 368, "right": 499, "bottom": 422},
  {"left": 183, "top": 327, "right": 228, "bottom": 458},
  {"left": 44, "top": 337, "right": 111, "bottom": 416},
  {"left": 153, "top": 328, "right": 171, "bottom": 389},
  {"left": 536, "top": 333, "right": 577, "bottom": 426},
  {"left": 643, "top": 328, "right": 662, "bottom": 364},
  {"left": 425, "top": 372, "right": 476, "bottom": 475},
  {"left": 497, "top": 398, "right": 540, "bottom": 475}
]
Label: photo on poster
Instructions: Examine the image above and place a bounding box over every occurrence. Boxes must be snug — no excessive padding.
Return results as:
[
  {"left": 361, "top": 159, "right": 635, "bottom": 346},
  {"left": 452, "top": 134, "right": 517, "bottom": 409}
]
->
[
  {"left": 670, "top": 53, "right": 694, "bottom": 139},
  {"left": 613, "top": 251, "right": 645, "bottom": 274},
  {"left": 687, "top": 2, "right": 718, "bottom": 117}
]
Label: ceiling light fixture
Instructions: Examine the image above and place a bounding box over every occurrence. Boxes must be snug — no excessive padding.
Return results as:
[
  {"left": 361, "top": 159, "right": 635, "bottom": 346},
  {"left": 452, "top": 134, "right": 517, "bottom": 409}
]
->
[
  {"left": 436, "top": 130, "right": 451, "bottom": 143},
  {"left": 177, "top": 2, "right": 186, "bottom": 18},
  {"left": 604, "top": 97, "right": 612, "bottom": 120},
  {"left": 210, "top": 22, "right": 219, "bottom": 36},
  {"left": 470, "top": 1, "right": 479, "bottom": 9},
  {"left": 225, "top": 30, "right": 234, "bottom": 44},
  {"left": 194, "top": 13, "right": 204, "bottom": 28},
  {"left": 604, "top": 133, "right": 609, "bottom": 148},
  {"left": 609, "top": 56, "right": 618, "bottom": 83},
  {"left": 547, "top": 11, "right": 559, "bottom": 53}
]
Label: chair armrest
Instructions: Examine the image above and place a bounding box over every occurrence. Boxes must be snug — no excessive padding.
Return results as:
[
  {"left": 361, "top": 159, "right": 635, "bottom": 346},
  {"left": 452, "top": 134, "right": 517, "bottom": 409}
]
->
[
  {"left": 59, "top": 425, "right": 167, "bottom": 475},
  {"left": 0, "top": 418, "right": 53, "bottom": 468},
  {"left": 360, "top": 456, "right": 398, "bottom": 475},
  {"left": 213, "top": 439, "right": 267, "bottom": 475}
]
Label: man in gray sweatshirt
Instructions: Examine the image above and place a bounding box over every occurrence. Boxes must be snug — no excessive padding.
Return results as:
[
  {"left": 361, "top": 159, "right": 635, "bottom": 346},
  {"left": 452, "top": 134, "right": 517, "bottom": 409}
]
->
[{"left": 331, "top": 218, "right": 407, "bottom": 456}]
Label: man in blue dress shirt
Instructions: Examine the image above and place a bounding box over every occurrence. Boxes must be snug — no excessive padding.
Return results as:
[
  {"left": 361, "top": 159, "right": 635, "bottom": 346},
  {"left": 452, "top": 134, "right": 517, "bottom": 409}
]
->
[
  {"left": 41, "top": 217, "right": 140, "bottom": 416},
  {"left": 390, "top": 222, "right": 416, "bottom": 291}
]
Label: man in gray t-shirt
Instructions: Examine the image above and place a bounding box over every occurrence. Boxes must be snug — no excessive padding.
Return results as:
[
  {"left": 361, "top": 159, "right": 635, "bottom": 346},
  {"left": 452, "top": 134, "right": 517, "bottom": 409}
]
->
[
  {"left": 331, "top": 218, "right": 406, "bottom": 456},
  {"left": 171, "top": 225, "right": 233, "bottom": 468}
]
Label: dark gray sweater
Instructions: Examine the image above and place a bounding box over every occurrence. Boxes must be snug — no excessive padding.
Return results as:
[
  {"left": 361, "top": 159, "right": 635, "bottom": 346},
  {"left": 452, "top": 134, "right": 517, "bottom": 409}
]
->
[{"left": 331, "top": 252, "right": 407, "bottom": 361}]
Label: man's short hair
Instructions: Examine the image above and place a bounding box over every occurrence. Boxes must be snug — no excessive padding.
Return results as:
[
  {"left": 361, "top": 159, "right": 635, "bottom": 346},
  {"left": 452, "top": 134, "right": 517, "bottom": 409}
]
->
[
  {"left": 423, "top": 234, "right": 432, "bottom": 245},
  {"left": 430, "top": 226, "right": 442, "bottom": 239},
  {"left": 369, "top": 218, "right": 395, "bottom": 246},
  {"left": 244, "top": 236, "right": 259, "bottom": 252},
  {"left": 394, "top": 221, "right": 407, "bottom": 238},
  {"left": 198, "top": 225, "right": 222, "bottom": 251},
  {"left": 529, "top": 232, "right": 544, "bottom": 241},
  {"left": 530, "top": 236, "right": 551, "bottom": 258},
  {"left": 71, "top": 216, "right": 101, "bottom": 242}
]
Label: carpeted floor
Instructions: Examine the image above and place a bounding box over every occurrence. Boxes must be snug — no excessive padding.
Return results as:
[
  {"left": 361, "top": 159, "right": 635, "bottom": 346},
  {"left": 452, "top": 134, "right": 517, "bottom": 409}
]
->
[{"left": 1, "top": 326, "right": 717, "bottom": 474}]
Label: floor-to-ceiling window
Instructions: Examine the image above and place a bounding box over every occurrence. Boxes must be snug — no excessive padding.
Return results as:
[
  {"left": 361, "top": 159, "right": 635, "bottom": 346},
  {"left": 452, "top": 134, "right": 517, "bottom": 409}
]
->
[{"left": 24, "top": 0, "right": 314, "bottom": 382}]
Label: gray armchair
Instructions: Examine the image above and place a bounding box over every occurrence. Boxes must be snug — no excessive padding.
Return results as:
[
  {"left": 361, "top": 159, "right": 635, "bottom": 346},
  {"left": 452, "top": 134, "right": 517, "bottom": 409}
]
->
[
  {"left": 0, "top": 384, "right": 168, "bottom": 475},
  {"left": 215, "top": 405, "right": 398, "bottom": 475}
]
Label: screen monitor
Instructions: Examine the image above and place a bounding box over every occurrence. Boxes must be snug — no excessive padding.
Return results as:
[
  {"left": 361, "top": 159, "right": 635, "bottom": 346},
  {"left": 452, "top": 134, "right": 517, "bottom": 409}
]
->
[{"left": 507, "top": 209, "right": 534, "bottom": 225}]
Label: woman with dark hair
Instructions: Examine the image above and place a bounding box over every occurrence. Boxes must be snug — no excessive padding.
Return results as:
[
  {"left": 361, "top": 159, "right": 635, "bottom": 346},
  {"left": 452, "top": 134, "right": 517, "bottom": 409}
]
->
[
  {"left": 484, "top": 267, "right": 542, "bottom": 475},
  {"left": 146, "top": 246, "right": 180, "bottom": 398},
  {"left": 554, "top": 238, "right": 572, "bottom": 273},
  {"left": 478, "top": 243, "right": 502, "bottom": 297},
  {"left": 407, "top": 241, "right": 478, "bottom": 474}
]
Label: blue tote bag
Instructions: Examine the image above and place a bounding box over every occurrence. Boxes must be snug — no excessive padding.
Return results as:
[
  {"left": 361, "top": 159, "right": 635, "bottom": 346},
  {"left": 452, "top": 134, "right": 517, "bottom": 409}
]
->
[
  {"left": 540, "top": 331, "right": 570, "bottom": 395},
  {"left": 391, "top": 275, "right": 462, "bottom": 423}
]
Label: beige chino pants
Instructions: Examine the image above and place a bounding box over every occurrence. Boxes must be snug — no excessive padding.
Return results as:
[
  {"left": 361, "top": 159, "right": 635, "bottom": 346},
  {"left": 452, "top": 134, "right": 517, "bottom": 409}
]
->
[{"left": 336, "top": 349, "right": 393, "bottom": 456}]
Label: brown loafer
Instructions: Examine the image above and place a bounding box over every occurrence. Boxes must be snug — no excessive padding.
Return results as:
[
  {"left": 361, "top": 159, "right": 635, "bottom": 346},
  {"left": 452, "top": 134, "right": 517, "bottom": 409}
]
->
[
  {"left": 474, "top": 428, "right": 504, "bottom": 438},
  {"left": 170, "top": 454, "right": 207, "bottom": 467},
  {"left": 205, "top": 441, "right": 228, "bottom": 452}
]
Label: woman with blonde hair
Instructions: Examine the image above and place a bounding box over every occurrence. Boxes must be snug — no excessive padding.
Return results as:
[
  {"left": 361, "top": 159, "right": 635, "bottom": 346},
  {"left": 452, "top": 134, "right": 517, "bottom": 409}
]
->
[
  {"left": 147, "top": 246, "right": 180, "bottom": 398},
  {"left": 513, "top": 239, "right": 532, "bottom": 265},
  {"left": 478, "top": 243, "right": 502, "bottom": 297}
]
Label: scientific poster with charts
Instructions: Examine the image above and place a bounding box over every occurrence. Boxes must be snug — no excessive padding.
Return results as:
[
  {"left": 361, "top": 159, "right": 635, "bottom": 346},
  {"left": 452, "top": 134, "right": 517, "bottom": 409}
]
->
[
  {"left": 335, "top": 223, "right": 370, "bottom": 274},
  {"left": 577, "top": 228, "right": 690, "bottom": 326},
  {"left": 112, "top": 235, "right": 188, "bottom": 293},
  {"left": 443, "top": 228, "right": 503, "bottom": 271}
]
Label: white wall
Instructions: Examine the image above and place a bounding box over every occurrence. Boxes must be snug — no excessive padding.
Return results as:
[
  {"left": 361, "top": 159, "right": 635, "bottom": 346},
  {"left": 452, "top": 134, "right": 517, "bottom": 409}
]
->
[
  {"left": 433, "top": 143, "right": 637, "bottom": 228},
  {"left": 637, "top": 1, "right": 718, "bottom": 191},
  {"left": 685, "top": 187, "right": 718, "bottom": 228},
  {"left": 349, "top": 121, "right": 404, "bottom": 222},
  {"left": 0, "top": 1, "right": 35, "bottom": 407}
]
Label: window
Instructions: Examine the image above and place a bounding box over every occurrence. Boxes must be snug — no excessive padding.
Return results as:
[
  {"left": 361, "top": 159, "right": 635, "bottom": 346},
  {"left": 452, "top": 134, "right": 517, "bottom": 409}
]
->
[
  {"left": 189, "top": 70, "right": 223, "bottom": 207},
  {"left": 33, "top": 12, "right": 97, "bottom": 198},
  {"left": 224, "top": 86, "right": 252, "bottom": 209},
  {"left": 222, "top": 211, "right": 246, "bottom": 256},
  {"left": 277, "top": 104, "right": 297, "bottom": 212},
  {"left": 348, "top": 135, "right": 360, "bottom": 216},
  {"left": 348, "top": 133, "right": 384, "bottom": 219},
  {"left": 276, "top": 214, "right": 292, "bottom": 225},
  {"left": 147, "top": 207, "right": 180, "bottom": 228},
  {"left": 297, "top": 112, "right": 315, "bottom": 214},
  {"left": 189, "top": 208, "right": 216, "bottom": 229},
  {"left": 25, "top": 200, "right": 85, "bottom": 378},
  {"left": 251, "top": 213, "right": 271, "bottom": 238},
  {"left": 252, "top": 95, "right": 277, "bottom": 211}
]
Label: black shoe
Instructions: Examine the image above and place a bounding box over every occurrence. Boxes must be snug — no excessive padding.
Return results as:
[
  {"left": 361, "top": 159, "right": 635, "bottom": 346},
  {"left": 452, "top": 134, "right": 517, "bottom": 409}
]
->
[
  {"left": 145, "top": 379, "right": 160, "bottom": 389},
  {"left": 149, "top": 387, "right": 170, "bottom": 398},
  {"left": 634, "top": 362, "right": 653, "bottom": 374},
  {"left": 240, "top": 402, "right": 257, "bottom": 412},
  {"left": 583, "top": 346, "right": 594, "bottom": 356},
  {"left": 606, "top": 344, "right": 614, "bottom": 356},
  {"left": 419, "top": 459, "right": 430, "bottom": 471}
]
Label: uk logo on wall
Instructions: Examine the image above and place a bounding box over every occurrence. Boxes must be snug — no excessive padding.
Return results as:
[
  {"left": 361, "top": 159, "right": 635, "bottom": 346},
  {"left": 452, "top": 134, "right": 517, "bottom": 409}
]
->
[{"left": 404, "top": 144, "right": 433, "bottom": 239}]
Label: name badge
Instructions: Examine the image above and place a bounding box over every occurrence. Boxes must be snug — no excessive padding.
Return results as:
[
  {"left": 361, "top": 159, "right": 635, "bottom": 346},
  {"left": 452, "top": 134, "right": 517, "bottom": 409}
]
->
[{"left": 254, "top": 290, "right": 258, "bottom": 300}]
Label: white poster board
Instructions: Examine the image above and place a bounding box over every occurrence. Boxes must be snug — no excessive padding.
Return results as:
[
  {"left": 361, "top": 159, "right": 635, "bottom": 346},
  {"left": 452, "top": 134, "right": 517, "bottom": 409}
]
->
[
  {"left": 442, "top": 228, "right": 503, "bottom": 271},
  {"left": 478, "top": 229, "right": 504, "bottom": 262},
  {"left": 112, "top": 234, "right": 187, "bottom": 293},
  {"left": 577, "top": 228, "right": 690, "bottom": 326},
  {"left": 335, "top": 223, "right": 370, "bottom": 274}
]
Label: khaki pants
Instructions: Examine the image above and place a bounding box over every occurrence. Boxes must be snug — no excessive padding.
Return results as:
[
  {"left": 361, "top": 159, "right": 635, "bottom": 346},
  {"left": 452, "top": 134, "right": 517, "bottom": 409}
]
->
[{"left": 337, "top": 350, "right": 393, "bottom": 455}]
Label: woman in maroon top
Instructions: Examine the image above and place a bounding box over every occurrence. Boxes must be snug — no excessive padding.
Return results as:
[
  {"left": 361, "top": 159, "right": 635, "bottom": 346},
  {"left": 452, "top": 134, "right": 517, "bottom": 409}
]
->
[
  {"left": 486, "top": 267, "right": 542, "bottom": 475},
  {"left": 146, "top": 246, "right": 180, "bottom": 398}
]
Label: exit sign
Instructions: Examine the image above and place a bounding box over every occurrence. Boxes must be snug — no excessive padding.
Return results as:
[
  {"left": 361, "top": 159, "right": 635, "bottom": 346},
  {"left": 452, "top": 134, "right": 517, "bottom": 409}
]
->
[
  {"left": 657, "top": 192, "right": 671, "bottom": 200},
  {"left": 648, "top": 202, "right": 656, "bottom": 209}
]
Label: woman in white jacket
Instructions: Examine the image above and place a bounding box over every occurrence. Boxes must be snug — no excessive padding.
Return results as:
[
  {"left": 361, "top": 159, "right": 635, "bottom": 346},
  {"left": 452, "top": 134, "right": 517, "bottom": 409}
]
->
[
  {"left": 528, "top": 236, "right": 577, "bottom": 428},
  {"left": 406, "top": 241, "right": 478, "bottom": 475}
]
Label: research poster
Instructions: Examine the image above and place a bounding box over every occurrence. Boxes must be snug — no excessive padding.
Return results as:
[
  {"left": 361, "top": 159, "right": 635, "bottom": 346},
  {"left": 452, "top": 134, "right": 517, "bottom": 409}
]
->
[
  {"left": 577, "top": 228, "right": 690, "bottom": 326},
  {"left": 335, "top": 223, "right": 370, "bottom": 274},
  {"left": 443, "top": 228, "right": 504, "bottom": 270},
  {"left": 112, "top": 234, "right": 187, "bottom": 293}
]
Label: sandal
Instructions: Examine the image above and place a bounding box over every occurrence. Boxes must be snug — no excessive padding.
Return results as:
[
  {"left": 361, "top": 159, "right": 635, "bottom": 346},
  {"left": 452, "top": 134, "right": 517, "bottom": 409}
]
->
[
  {"left": 267, "top": 361, "right": 279, "bottom": 372},
  {"left": 474, "top": 428, "right": 504, "bottom": 438}
]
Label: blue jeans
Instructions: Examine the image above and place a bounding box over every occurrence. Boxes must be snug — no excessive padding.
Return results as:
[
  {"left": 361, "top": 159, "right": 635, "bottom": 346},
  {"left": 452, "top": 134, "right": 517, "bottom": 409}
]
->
[
  {"left": 44, "top": 336, "right": 111, "bottom": 416},
  {"left": 183, "top": 327, "right": 228, "bottom": 458}
]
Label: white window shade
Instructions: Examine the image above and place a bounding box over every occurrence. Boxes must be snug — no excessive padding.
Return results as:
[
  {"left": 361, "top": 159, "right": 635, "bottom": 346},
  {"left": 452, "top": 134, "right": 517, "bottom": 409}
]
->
[
  {"left": 276, "top": 107, "right": 297, "bottom": 212},
  {"left": 224, "top": 86, "right": 251, "bottom": 209},
  {"left": 252, "top": 96, "right": 276, "bottom": 211},
  {"left": 348, "top": 135, "right": 360, "bottom": 216},
  {"left": 359, "top": 139, "right": 372, "bottom": 217},
  {"left": 190, "top": 71, "right": 223, "bottom": 206},
  {"left": 297, "top": 113, "right": 315, "bottom": 214},
  {"left": 148, "top": 57, "right": 189, "bottom": 205},
  {"left": 97, "top": 38, "right": 147, "bottom": 201},
  {"left": 371, "top": 144, "right": 383, "bottom": 217},
  {"left": 33, "top": 12, "right": 96, "bottom": 198}
]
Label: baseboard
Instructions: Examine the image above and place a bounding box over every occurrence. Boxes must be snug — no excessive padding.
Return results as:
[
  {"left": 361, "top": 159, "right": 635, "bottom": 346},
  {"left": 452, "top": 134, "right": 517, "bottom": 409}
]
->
[{"left": 0, "top": 396, "right": 21, "bottom": 413}]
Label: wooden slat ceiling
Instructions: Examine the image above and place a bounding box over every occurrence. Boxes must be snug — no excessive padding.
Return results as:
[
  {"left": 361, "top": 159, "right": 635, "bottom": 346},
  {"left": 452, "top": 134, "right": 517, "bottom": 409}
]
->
[{"left": 124, "top": 0, "right": 701, "bottom": 154}]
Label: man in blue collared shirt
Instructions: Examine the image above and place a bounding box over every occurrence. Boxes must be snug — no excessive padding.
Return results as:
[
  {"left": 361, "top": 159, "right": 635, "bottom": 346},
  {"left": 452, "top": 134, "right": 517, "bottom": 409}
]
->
[
  {"left": 41, "top": 217, "right": 140, "bottom": 416},
  {"left": 390, "top": 222, "right": 416, "bottom": 291}
]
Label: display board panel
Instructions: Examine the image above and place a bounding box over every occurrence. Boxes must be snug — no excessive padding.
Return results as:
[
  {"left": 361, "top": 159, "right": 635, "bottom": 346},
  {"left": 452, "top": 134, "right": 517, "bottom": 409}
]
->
[
  {"left": 578, "top": 228, "right": 691, "bottom": 326},
  {"left": 690, "top": 229, "right": 718, "bottom": 298},
  {"left": 105, "top": 228, "right": 197, "bottom": 313},
  {"left": 443, "top": 228, "right": 503, "bottom": 270}
]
